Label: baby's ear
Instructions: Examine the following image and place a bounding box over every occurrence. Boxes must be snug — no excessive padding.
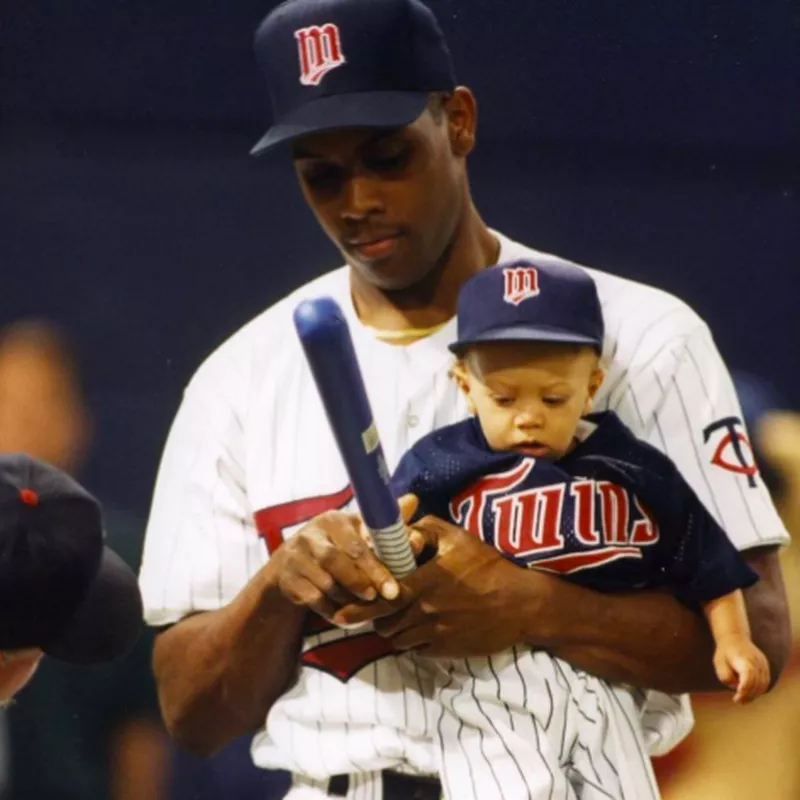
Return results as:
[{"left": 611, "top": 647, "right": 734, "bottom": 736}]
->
[
  {"left": 590, "top": 367, "right": 606, "bottom": 396},
  {"left": 585, "top": 367, "right": 606, "bottom": 413},
  {"left": 450, "top": 360, "right": 479, "bottom": 414},
  {"left": 449, "top": 360, "right": 469, "bottom": 388}
]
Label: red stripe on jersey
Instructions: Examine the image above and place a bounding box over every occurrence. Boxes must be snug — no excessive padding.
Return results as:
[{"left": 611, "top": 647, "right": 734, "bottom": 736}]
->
[
  {"left": 254, "top": 485, "right": 354, "bottom": 554},
  {"left": 533, "top": 546, "right": 642, "bottom": 574},
  {"left": 302, "top": 631, "right": 395, "bottom": 682}
]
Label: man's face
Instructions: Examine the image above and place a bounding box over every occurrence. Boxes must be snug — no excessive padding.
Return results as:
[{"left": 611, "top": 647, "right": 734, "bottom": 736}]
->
[{"left": 291, "top": 94, "right": 472, "bottom": 292}]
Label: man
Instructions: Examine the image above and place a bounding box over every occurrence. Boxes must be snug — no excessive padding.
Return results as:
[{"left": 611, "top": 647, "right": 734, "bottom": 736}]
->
[
  {"left": 0, "top": 321, "right": 170, "bottom": 800},
  {"left": 139, "top": 1, "right": 791, "bottom": 798}
]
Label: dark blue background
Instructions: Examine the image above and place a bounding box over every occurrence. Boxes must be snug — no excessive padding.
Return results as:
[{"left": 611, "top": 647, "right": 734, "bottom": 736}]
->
[{"left": 1, "top": 0, "right": 797, "bottom": 516}]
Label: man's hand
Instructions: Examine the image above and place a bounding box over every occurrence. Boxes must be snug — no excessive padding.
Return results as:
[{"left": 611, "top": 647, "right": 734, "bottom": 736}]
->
[
  {"left": 333, "top": 514, "right": 548, "bottom": 657},
  {"left": 271, "top": 510, "right": 401, "bottom": 622}
]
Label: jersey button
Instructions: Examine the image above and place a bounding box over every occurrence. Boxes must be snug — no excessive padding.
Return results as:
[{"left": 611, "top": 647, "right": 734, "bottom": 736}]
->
[{"left": 407, "top": 413, "right": 420, "bottom": 428}]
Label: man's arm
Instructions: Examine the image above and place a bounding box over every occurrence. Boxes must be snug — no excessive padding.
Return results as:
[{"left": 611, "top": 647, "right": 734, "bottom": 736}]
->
[
  {"left": 597, "top": 320, "right": 792, "bottom": 690},
  {"left": 540, "top": 546, "right": 789, "bottom": 694},
  {"left": 152, "top": 511, "right": 398, "bottom": 757},
  {"left": 334, "top": 519, "right": 790, "bottom": 695},
  {"left": 152, "top": 559, "right": 306, "bottom": 757}
]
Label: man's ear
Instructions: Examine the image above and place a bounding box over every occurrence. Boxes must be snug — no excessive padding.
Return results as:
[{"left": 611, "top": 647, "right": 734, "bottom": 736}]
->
[{"left": 446, "top": 87, "right": 478, "bottom": 157}]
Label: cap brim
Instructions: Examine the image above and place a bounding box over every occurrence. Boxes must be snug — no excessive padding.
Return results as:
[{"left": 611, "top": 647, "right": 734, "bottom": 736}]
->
[
  {"left": 43, "top": 546, "right": 143, "bottom": 664},
  {"left": 251, "top": 90, "right": 430, "bottom": 156},
  {"left": 449, "top": 325, "right": 602, "bottom": 355}
]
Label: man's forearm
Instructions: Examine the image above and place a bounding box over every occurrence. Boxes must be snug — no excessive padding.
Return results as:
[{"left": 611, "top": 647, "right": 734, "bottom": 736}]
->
[
  {"left": 520, "top": 546, "right": 790, "bottom": 695},
  {"left": 152, "top": 560, "right": 306, "bottom": 757},
  {"left": 524, "top": 576, "right": 718, "bottom": 694}
]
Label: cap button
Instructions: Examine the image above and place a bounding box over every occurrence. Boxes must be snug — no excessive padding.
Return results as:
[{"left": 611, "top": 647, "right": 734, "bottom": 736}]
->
[{"left": 19, "top": 489, "right": 40, "bottom": 506}]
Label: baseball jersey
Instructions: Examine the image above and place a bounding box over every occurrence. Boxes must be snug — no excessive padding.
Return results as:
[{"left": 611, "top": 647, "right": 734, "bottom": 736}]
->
[
  {"left": 139, "top": 230, "right": 789, "bottom": 777},
  {"left": 391, "top": 412, "right": 758, "bottom": 608}
]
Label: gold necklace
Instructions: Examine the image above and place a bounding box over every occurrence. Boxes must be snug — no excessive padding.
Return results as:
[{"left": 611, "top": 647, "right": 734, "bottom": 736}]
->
[{"left": 366, "top": 319, "right": 452, "bottom": 341}]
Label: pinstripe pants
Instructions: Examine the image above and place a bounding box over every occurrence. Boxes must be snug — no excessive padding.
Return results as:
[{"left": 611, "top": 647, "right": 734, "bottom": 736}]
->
[{"left": 434, "top": 649, "right": 661, "bottom": 800}]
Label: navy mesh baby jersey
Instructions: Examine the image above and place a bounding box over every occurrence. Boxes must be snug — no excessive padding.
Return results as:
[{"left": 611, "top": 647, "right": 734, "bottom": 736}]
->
[{"left": 391, "top": 412, "right": 757, "bottom": 608}]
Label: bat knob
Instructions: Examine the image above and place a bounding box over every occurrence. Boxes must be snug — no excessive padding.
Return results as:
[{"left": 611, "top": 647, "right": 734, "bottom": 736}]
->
[{"left": 293, "top": 297, "right": 347, "bottom": 343}]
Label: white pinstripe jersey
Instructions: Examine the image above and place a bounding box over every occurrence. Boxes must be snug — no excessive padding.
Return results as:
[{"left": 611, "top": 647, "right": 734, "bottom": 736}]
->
[{"left": 139, "top": 231, "right": 789, "bottom": 778}]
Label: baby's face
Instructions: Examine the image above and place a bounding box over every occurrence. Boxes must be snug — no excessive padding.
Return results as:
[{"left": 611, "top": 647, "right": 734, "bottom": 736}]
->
[{"left": 456, "top": 342, "right": 604, "bottom": 460}]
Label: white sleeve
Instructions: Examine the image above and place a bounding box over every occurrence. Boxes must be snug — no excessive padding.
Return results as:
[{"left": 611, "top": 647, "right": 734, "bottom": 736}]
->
[
  {"left": 609, "top": 322, "right": 789, "bottom": 552},
  {"left": 138, "top": 360, "right": 266, "bottom": 627},
  {"left": 605, "top": 321, "right": 789, "bottom": 756}
]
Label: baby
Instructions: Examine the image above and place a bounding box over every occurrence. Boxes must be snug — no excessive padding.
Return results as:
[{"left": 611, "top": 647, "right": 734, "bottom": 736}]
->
[{"left": 389, "top": 258, "right": 770, "bottom": 798}]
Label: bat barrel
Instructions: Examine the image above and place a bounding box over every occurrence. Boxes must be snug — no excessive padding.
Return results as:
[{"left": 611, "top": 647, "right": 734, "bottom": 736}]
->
[{"left": 293, "top": 297, "right": 416, "bottom": 577}]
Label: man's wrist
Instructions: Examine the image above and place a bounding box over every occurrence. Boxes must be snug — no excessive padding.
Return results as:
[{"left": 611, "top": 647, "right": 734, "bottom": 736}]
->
[
  {"left": 253, "top": 556, "right": 304, "bottom": 622},
  {"left": 505, "top": 565, "right": 559, "bottom": 648}
]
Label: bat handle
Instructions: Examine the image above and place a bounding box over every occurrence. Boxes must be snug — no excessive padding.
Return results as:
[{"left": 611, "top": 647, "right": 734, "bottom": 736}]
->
[{"left": 368, "top": 518, "right": 417, "bottom": 578}]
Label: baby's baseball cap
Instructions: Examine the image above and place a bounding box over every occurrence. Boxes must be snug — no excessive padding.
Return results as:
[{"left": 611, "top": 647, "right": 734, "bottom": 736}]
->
[
  {"left": 450, "top": 259, "right": 605, "bottom": 356},
  {"left": 250, "top": 0, "right": 456, "bottom": 155},
  {"left": 0, "top": 454, "right": 143, "bottom": 664}
]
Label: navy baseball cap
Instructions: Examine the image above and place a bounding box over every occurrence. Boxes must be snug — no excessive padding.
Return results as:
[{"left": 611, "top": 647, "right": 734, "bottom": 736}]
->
[
  {"left": 450, "top": 259, "right": 605, "bottom": 355},
  {"left": 251, "top": 0, "right": 456, "bottom": 155},
  {"left": 0, "top": 455, "right": 143, "bottom": 664}
]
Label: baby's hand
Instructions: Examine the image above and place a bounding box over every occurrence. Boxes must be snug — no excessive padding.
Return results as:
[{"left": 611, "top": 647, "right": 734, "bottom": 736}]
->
[
  {"left": 357, "top": 494, "right": 424, "bottom": 554},
  {"left": 713, "top": 635, "right": 771, "bottom": 704}
]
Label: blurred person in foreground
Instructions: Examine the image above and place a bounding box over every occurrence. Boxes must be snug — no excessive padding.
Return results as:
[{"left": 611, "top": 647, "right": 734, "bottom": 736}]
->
[
  {"left": 0, "top": 454, "right": 143, "bottom": 700},
  {"left": 0, "top": 320, "right": 170, "bottom": 800},
  {"left": 660, "top": 372, "right": 800, "bottom": 799}
]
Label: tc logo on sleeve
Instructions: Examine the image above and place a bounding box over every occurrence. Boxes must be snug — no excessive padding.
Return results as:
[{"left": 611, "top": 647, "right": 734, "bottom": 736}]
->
[{"left": 703, "top": 416, "right": 759, "bottom": 488}]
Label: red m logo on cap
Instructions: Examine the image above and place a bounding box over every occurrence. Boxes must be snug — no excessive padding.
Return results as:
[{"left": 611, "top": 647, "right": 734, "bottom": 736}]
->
[
  {"left": 503, "top": 266, "right": 540, "bottom": 306},
  {"left": 295, "top": 24, "right": 346, "bottom": 86}
]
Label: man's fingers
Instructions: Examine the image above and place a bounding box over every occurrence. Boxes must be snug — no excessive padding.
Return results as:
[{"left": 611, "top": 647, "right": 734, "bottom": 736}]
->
[
  {"left": 306, "top": 526, "right": 396, "bottom": 601},
  {"left": 388, "top": 624, "right": 435, "bottom": 651},
  {"left": 408, "top": 515, "right": 450, "bottom": 551},
  {"left": 408, "top": 530, "right": 426, "bottom": 555},
  {"left": 333, "top": 596, "right": 404, "bottom": 627},
  {"left": 292, "top": 559, "right": 360, "bottom": 606},
  {"left": 372, "top": 607, "right": 420, "bottom": 639},
  {"left": 280, "top": 575, "right": 341, "bottom": 620}
]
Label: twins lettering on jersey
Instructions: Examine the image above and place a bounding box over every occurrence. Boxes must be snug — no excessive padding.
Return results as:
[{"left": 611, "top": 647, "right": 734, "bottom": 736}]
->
[{"left": 449, "top": 459, "right": 660, "bottom": 573}]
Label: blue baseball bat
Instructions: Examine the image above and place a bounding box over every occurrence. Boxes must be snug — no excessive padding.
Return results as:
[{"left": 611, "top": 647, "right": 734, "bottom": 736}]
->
[{"left": 293, "top": 296, "right": 417, "bottom": 578}]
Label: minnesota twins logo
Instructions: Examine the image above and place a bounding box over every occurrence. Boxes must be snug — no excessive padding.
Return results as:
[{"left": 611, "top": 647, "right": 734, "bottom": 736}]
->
[
  {"left": 295, "top": 24, "right": 346, "bottom": 86},
  {"left": 503, "top": 266, "right": 540, "bottom": 306},
  {"left": 451, "top": 467, "right": 659, "bottom": 573},
  {"left": 703, "top": 416, "right": 759, "bottom": 488}
]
